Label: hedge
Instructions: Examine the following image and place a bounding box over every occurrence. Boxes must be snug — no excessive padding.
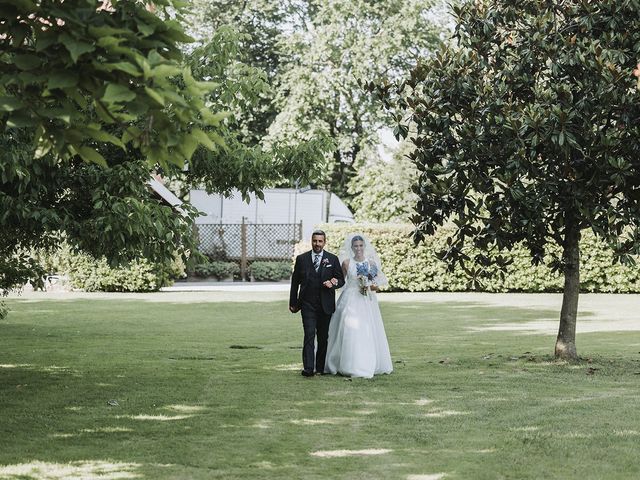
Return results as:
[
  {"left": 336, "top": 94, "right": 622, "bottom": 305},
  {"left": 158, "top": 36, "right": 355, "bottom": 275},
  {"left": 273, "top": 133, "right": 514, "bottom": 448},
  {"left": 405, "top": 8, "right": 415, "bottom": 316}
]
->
[
  {"left": 296, "top": 223, "right": 640, "bottom": 293},
  {"left": 193, "top": 260, "right": 240, "bottom": 280},
  {"left": 250, "top": 261, "right": 291, "bottom": 281},
  {"left": 32, "top": 243, "right": 185, "bottom": 292}
]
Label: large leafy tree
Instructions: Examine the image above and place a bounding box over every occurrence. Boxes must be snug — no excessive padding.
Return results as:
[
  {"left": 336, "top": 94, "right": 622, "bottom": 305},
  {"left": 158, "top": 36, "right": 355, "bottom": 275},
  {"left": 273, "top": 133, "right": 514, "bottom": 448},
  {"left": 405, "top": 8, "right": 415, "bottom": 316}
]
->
[
  {"left": 377, "top": 0, "right": 640, "bottom": 359},
  {"left": 189, "top": 0, "right": 447, "bottom": 203},
  {"left": 183, "top": 26, "right": 332, "bottom": 201},
  {"left": 0, "top": 0, "right": 222, "bottom": 168},
  {"left": 265, "top": 0, "right": 444, "bottom": 201},
  {"left": 187, "top": 0, "right": 289, "bottom": 145},
  {"left": 347, "top": 139, "right": 418, "bottom": 223},
  {"left": 0, "top": 0, "right": 323, "bottom": 305}
]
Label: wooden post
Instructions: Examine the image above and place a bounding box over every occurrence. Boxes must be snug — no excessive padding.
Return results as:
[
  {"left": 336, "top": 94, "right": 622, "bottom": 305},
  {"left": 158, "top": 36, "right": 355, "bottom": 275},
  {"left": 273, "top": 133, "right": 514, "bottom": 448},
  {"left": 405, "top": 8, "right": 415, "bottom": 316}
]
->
[{"left": 241, "top": 217, "right": 248, "bottom": 281}]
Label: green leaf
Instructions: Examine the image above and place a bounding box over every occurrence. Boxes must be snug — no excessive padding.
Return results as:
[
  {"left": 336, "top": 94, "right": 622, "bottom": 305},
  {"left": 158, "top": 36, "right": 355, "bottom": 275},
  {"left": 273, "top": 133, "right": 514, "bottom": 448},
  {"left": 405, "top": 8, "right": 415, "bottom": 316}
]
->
[
  {"left": 76, "top": 146, "right": 107, "bottom": 167},
  {"left": 94, "top": 101, "right": 116, "bottom": 124},
  {"left": 0, "top": 96, "right": 23, "bottom": 112},
  {"left": 150, "top": 64, "right": 182, "bottom": 79},
  {"left": 35, "top": 30, "right": 57, "bottom": 52},
  {"left": 177, "top": 133, "right": 198, "bottom": 160},
  {"left": 200, "top": 108, "right": 229, "bottom": 125},
  {"left": 85, "top": 127, "right": 126, "bottom": 149},
  {"left": 121, "top": 126, "right": 142, "bottom": 145},
  {"left": 6, "top": 111, "right": 32, "bottom": 128},
  {"left": 191, "top": 128, "right": 216, "bottom": 150},
  {"left": 137, "top": 22, "right": 156, "bottom": 37},
  {"left": 47, "top": 71, "right": 79, "bottom": 90},
  {"left": 95, "top": 61, "right": 141, "bottom": 77},
  {"left": 9, "top": 24, "right": 30, "bottom": 47},
  {"left": 102, "top": 84, "right": 136, "bottom": 103},
  {"left": 88, "top": 26, "right": 131, "bottom": 38},
  {"left": 60, "top": 33, "right": 96, "bottom": 63},
  {"left": 13, "top": 54, "right": 41, "bottom": 70},
  {"left": 144, "top": 86, "right": 165, "bottom": 106},
  {"left": 96, "top": 35, "right": 126, "bottom": 49}
]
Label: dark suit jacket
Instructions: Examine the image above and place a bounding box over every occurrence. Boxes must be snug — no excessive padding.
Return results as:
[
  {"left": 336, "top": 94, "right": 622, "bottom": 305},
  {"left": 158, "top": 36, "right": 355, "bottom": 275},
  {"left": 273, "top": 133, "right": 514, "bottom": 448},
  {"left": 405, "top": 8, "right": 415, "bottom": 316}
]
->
[{"left": 289, "top": 250, "right": 345, "bottom": 314}]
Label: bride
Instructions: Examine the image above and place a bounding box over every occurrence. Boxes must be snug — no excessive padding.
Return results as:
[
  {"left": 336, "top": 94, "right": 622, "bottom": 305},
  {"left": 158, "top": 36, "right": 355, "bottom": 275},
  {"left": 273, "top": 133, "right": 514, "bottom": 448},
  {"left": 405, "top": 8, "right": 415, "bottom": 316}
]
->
[{"left": 324, "top": 233, "right": 393, "bottom": 378}]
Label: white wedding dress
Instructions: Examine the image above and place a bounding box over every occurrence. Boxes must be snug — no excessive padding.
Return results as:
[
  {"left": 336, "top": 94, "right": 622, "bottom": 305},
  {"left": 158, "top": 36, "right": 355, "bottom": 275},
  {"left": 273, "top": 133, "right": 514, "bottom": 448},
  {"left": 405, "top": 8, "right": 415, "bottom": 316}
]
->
[{"left": 324, "top": 260, "right": 393, "bottom": 378}]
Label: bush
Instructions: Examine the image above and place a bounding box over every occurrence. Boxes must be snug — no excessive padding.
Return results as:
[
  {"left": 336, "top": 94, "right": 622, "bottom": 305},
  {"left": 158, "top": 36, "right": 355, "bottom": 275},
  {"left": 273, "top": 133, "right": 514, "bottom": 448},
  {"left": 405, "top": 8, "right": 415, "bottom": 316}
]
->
[
  {"left": 193, "top": 260, "right": 239, "bottom": 280},
  {"left": 250, "top": 261, "right": 291, "bottom": 281},
  {"left": 32, "top": 243, "right": 185, "bottom": 292},
  {"left": 305, "top": 223, "right": 640, "bottom": 293}
]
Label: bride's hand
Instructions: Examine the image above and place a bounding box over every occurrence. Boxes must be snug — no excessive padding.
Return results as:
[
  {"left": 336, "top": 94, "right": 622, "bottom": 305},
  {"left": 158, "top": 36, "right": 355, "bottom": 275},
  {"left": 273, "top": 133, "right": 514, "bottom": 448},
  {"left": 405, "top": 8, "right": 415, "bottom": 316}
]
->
[{"left": 369, "top": 284, "right": 379, "bottom": 292}]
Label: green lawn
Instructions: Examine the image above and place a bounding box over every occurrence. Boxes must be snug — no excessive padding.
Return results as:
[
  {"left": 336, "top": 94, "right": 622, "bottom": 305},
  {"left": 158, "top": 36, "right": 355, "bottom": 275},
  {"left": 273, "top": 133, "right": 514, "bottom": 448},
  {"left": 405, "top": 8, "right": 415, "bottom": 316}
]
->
[{"left": 1, "top": 292, "right": 639, "bottom": 480}]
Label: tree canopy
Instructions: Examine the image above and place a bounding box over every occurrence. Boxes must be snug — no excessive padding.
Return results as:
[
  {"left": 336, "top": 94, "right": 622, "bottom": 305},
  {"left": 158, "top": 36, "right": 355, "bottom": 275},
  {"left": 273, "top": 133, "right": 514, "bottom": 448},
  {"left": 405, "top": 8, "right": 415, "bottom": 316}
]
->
[
  {"left": 376, "top": 0, "right": 640, "bottom": 359},
  {"left": 347, "top": 139, "right": 418, "bottom": 223},
  {"left": 0, "top": 0, "right": 329, "bottom": 303},
  {"left": 190, "top": 0, "right": 448, "bottom": 203},
  {"left": 0, "top": 0, "right": 226, "bottom": 169}
]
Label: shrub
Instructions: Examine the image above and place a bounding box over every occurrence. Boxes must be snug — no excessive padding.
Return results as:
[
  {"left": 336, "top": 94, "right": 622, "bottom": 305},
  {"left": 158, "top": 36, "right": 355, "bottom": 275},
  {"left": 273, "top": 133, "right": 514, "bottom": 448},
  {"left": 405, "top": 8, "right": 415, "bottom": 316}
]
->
[
  {"left": 32, "top": 242, "right": 185, "bottom": 292},
  {"left": 250, "top": 261, "right": 292, "bottom": 281},
  {"left": 208, "top": 261, "right": 240, "bottom": 280},
  {"left": 193, "top": 260, "right": 239, "bottom": 280},
  {"left": 305, "top": 223, "right": 640, "bottom": 293}
]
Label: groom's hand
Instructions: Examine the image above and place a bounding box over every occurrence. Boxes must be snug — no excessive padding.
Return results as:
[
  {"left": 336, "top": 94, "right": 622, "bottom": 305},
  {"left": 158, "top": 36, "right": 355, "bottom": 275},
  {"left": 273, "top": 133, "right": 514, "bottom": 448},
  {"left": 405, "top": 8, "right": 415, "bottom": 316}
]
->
[
  {"left": 322, "top": 278, "right": 338, "bottom": 288},
  {"left": 289, "top": 305, "right": 300, "bottom": 313}
]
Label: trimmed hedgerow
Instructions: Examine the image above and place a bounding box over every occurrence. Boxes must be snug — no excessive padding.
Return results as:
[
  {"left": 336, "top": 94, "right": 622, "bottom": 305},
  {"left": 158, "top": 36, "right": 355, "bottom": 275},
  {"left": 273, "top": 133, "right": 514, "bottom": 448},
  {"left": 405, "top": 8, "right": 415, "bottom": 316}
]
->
[
  {"left": 193, "top": 260, "right": 240, "bottom": 280},
  {"left": 250, "top": 261, "right": 291, "bottom": 281},
  {"left": 298, "top": 223, "right": 640, "bottom": 293},
  {"left": 32, "top": 242, "right": 185, "bottom": 292}
]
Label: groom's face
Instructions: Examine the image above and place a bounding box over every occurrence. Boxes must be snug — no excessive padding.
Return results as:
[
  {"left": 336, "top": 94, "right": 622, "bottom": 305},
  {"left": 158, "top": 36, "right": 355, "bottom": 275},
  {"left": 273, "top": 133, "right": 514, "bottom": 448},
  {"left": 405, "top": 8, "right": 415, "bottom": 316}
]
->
[{"left": 311, "top": 234, "right": 325, "bottom": 253}]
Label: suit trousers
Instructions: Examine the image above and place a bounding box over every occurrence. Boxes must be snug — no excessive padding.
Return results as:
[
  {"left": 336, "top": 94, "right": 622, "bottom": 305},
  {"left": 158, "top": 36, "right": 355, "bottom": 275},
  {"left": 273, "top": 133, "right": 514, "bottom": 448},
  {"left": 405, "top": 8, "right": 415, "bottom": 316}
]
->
[{"left": 301, "top": 301, "right": 332, "bottom": 373}]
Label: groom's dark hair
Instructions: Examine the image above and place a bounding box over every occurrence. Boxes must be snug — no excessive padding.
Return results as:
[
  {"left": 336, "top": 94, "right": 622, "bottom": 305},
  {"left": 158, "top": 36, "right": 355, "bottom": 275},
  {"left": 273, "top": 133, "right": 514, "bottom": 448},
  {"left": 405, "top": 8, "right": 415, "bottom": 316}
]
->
[{"left": 311, "top": 230, "right": 326, "bottom": 239}]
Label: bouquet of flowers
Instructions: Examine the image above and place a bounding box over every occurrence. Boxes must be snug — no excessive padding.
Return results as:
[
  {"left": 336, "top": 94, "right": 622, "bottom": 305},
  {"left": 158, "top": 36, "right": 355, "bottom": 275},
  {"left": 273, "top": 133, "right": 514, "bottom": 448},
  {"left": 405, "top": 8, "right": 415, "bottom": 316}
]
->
[{"left": 355, "top": 260, "right": 378, "bottom": 297}]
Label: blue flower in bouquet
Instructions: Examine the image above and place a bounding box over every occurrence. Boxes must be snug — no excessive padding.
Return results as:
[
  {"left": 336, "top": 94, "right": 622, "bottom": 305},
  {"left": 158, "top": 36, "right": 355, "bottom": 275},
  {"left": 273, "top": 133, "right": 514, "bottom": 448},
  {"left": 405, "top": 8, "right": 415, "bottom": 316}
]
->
[
  {"left": 367, "top": 264, "right": 378, "bottom": 280},
  {"left": 356, "top": 261, "right": 369, "bottom": 277},
  {"left": 356, "top": 261, "right": 378, "bottom": 280}
]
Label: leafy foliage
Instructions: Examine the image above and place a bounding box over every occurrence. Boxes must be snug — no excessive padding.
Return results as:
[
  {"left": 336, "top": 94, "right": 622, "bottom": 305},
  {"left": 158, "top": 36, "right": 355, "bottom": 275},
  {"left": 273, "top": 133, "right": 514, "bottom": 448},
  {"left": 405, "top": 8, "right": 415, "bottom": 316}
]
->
[
  {"left": 0, "top": 0, "right": 224, "bottom": 169},
  {"left": 373, "top": 0, "right": 640, "bottom": 357},
  {"left": 182, "top": 26, "right": 334, "bottom": 201},
  {"left": 377, "top": 0, "right": 640, "bottom": 268},
  {"left": 347, "top": 140, "right": 418, "bottom": 223},
  {"left": 249, "top": 261, "right": 291, "bottom": 281},
  {"left": 1, "top": 2, "right": 330, "bottom": 304},
  {"left": 193, "top": 260, "right": 239, "bottom": 280},
  {"left": 0, "top": 129, "right": 199, "bottom": 290},
  {"left": 265, "top": 0, "right": 445, "bottom": 200},
  {"left": 32, "top": 241, "right": 185, "bottom": 292},
  {"left": 189, "top": 0, "right": 448, "bottom": 203},
  {"left": 317, "top": 223, "right": 640, "bottom": 293}
]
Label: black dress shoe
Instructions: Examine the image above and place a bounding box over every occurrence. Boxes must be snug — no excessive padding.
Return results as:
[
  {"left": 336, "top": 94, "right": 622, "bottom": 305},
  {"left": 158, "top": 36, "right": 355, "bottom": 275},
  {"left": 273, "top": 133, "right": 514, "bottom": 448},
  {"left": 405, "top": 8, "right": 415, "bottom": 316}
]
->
[{"left": 301, "top": 370, "right": 314, "bottom": 377}]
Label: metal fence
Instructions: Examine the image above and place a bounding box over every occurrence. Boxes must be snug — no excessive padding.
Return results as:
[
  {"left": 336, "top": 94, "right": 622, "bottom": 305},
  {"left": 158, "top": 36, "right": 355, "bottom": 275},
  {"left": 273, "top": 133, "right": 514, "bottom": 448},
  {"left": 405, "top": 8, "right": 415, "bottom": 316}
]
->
[{"left": 196, "top": 220, "right": 303, "bottom": 277}]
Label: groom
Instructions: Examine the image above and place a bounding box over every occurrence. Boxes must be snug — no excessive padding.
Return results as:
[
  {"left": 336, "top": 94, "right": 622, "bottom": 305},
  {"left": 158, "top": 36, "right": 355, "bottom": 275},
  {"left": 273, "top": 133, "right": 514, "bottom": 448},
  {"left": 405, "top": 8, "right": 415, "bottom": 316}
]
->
[{"left": 289, "top": 230, "right": 345, "bottom": 377}]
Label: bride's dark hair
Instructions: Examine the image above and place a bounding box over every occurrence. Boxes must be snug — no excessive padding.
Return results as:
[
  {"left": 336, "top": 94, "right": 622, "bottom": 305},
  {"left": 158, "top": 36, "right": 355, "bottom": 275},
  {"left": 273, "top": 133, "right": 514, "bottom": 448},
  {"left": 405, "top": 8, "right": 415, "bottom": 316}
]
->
[{"left": 351, "top": 235, "right": 364, "bottom": 245}]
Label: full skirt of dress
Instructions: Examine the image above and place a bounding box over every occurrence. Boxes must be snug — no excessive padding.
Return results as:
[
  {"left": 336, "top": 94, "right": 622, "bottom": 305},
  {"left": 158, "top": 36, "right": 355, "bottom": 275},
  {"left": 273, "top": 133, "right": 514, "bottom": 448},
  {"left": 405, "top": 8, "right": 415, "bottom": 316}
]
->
[{"left": 325, "top": 285, "right": 393, "bottom": 378}]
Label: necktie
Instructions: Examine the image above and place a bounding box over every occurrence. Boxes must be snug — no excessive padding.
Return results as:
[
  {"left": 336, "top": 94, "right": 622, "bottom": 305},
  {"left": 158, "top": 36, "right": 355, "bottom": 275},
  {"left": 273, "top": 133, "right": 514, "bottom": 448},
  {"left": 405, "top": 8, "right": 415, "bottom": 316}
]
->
[{"left": 313, "top": 254, "right": 321, "bottom": 272}]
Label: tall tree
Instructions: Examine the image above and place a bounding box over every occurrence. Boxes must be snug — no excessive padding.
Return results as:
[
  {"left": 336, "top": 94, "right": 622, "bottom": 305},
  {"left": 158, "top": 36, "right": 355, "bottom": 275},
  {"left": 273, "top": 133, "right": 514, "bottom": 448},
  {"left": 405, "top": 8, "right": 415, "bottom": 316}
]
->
[
  {"left": 347, "top": 139, "right": 418, "bottom": 223},
  {"left": 376, "top": 0, "right": 640, "bottom": 359},
  {"left": 186, "top": 0, "right": 288, "bottom": 144},
  {"left": 0, "top": 0, "right": 324, "bottom": 308},
  {"left": 265, "top": 0, "right": 444, "bottom": 201},
  {"left": 1, "top": 0, "right": 223, "bottom": 168},
  {"left": 189, "top": 0, "right": 448, "bottom": 203}
]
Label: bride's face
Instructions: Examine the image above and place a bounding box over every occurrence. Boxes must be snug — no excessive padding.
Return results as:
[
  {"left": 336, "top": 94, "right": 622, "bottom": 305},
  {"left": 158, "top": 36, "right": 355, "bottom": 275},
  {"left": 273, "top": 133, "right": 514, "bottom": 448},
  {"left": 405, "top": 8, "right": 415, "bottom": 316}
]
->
[{"left": 351, "top": 240, "right": 365, "bottom": 258}]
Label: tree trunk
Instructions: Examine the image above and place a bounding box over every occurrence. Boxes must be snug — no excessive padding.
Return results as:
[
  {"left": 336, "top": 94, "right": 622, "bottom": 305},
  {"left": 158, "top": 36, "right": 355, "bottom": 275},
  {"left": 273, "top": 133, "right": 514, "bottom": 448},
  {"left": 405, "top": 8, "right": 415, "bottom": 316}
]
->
[{"left": 555, "top": 214, "right": 580, "bottom": 360}]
